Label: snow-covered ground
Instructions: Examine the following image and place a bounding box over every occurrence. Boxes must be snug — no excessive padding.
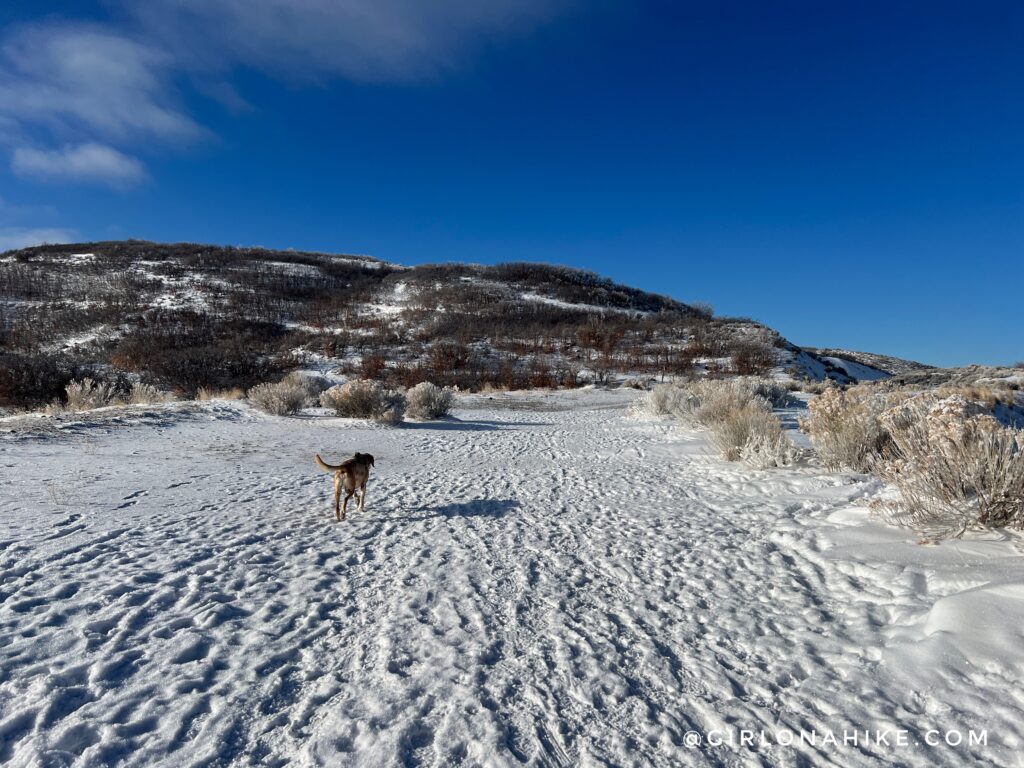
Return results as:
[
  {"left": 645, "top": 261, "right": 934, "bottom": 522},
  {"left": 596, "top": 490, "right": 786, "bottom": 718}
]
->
[{"left": 1, "top": 390, "right": 1022, "bottom": 767}]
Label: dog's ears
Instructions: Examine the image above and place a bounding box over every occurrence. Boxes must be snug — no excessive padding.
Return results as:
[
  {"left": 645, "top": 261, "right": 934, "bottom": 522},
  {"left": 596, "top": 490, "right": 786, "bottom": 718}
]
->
[{"left": 365, "top": 453, "right": 375, "bottom": 467}]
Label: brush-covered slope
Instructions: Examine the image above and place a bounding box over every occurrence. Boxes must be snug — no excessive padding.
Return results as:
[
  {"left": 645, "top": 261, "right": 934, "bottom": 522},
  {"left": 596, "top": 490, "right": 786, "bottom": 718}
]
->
[{"left": 2, "top": 240, "right": 797, "bottom": 407}]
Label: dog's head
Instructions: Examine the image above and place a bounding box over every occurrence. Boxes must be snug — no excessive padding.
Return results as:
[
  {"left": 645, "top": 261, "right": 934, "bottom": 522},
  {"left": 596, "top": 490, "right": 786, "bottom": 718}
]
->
[{"left": 355, "top": 452, "right": 375, "bottom": 468}]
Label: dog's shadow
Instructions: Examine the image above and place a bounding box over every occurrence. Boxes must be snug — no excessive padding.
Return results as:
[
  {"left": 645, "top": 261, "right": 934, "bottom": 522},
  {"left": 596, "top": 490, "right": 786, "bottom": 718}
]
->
[{"left": 385, "top": 498, "right": 520, "bottom": 521}]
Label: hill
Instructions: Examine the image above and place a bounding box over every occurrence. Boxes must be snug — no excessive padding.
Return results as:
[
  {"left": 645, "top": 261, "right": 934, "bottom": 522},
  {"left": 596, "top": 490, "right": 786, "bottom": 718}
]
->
[{"left": 1, "top": 239, "right": 897, "bottom": 408}]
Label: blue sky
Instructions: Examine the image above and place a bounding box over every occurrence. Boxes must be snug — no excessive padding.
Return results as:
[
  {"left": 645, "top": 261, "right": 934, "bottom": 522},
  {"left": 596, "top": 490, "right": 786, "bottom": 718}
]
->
[{"left": 1, "top": 1, "right": 1021, "bottom": 367}]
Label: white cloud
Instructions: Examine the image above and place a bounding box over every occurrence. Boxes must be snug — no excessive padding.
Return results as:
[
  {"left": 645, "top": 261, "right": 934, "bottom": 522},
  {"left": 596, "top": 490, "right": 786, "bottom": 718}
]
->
[
  {"left": 0, "top": 226, "right": 76, "bottom": 251},
  {"left": 12, "top": 143, "right": 147, "bottom": 187},
  {"left": 0, "top": 2, "right": 567, "bottom": 187},
  {"left": 0, "top": 25, "right": 204, "bottom": 145},
  {"left": 121, "top": 0, "right": 569, "bottom": 83}
]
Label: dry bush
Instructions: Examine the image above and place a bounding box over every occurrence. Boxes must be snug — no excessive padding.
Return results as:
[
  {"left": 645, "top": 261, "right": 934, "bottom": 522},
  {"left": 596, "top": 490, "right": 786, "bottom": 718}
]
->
[
  {"left": 281, "top": 371, "right": 332, "bottom": 406},
  {"left": 799, "top": 379, "right": 835, "bottom": 395},
  {"left": 635, "top": 377, "right": 790, "bottom": 422},
  {"left": 320, "top": 379, "right": 406, "bottom": 424},
  {"left": 800, "top": 385, "right": 900, "bottom": 472},
  {"left": 744, "top": 377, "right": 795, "bottom": 408},
  {"left": 128, "top": 382, "right": 170, "bottom": 404},
  {"left": 63, "top": 378, "right": 117, "bottom": 411},
  {"left": 934, "top": 384, "right": 1014, "bottom": 409},
  {"left": 638, "top": 378, "right": 796, "bottom": 466},
  {"left": 740, "top": 420, "right": 801, "bottom": 469},
  {"left": 196, "top": 386, "right": 245, "bottom": 401},
  {"left": 0, "top": 353, "right": 77, "bottom": 408},
  {"left": 405, "top": 382, "right": 454, "bottom": 420},
  {"left": 633, "top": 383, "right": 696, "bottom": 417},
  {"left": 687, "top": 380, "right": 758, "bottom": 426},
  {"left": 731, "top": 341, "right": 777, "bottom": 376},
  {"left": 707, "top": 404, "right": 797, "bottom": 468},
  {"left": 247, "top": 378, "right": 308, "bottom": 416},
  {"left": 874, "top": 395, "right": 1024, "bottom": 537}
]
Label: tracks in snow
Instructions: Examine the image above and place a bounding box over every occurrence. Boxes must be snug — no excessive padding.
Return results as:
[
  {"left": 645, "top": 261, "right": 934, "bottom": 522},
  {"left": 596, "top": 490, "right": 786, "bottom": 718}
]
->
[{"left": 0, "top": 392, "right": 1020, "bottom": 766}]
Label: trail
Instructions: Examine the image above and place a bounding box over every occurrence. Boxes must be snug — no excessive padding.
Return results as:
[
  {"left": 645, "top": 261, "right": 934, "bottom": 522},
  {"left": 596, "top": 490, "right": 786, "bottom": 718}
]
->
[{"left": 1, "top": 390, "right": 1021, "bottom": 766}]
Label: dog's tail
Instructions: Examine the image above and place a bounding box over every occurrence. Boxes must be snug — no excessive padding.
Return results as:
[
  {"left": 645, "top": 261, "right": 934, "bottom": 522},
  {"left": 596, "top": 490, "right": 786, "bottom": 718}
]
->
[{"left": 315, "top": 454, "right": 343, "bottom": 472}]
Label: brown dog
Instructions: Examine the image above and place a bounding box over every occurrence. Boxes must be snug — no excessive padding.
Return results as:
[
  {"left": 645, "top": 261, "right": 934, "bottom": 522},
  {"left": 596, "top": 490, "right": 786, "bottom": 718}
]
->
[{"left": 315, "top": 453, "right": 375, "bottom": 521}]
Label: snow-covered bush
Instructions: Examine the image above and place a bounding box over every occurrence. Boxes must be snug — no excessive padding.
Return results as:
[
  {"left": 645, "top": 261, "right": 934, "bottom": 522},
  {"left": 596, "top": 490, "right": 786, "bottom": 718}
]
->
[
  {"left": 639, "top": 378, "right": 797, "bottom": 467},
  {"left": 745, "top": 377, "right": 795, "bottom": 408},
  {"left": 281, "top": 371, "right": 332, "bottom": 407},
  {"left": 875, "top": 395, "right": 1024, "bottom": 537},
  {"left": 687, "top": 379, "right": 770, "bottom": 426},
  {"left": 634, "top": 383, "right": 695, "bottom": 417},
  {"left": 248, "top": 378, "right": 308, "bottom": 416},
  {"left": 405, "top": 382, "right": 454, "bottom": 420},
  {"left": 63, "top": 378, "right": 117, "bottom": 411},
  {"left": 706, "top": 401, "right": 796, "bottom": 467},
  {"left": 128, "top": 382, "right": 170, "bottom": 405},
  {"left": 799, "top": 385, "right": 898, "bottom": 472},
  {"left": 740, "top": 418, "right": 801, "bottom": 469},
  {"left": 320, "top": 379, "right": 406, "bottom": 424}
]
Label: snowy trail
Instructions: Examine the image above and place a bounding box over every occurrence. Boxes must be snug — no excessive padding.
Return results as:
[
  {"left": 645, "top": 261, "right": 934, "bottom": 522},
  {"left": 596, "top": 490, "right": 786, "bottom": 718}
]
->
[{"left": 1, "top": 391, "right": 1022, "bottom": 766}]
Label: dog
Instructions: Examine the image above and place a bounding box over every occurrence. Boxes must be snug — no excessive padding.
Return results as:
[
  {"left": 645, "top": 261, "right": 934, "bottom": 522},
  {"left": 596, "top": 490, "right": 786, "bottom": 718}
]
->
[{"left": 315, "top": 452, "right": 375, "bottom": 521}]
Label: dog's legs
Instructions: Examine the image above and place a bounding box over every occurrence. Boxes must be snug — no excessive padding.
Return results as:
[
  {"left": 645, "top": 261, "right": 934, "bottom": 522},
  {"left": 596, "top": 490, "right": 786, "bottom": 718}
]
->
[
  {"left": 359, "top": 482, "right": 367, "bottom": 512},
  {"left": 333, "top": 475, "right": 342, "bottom": 521},
  {"left": 341, "top": 489, "right": 354, "bottom": 520}
]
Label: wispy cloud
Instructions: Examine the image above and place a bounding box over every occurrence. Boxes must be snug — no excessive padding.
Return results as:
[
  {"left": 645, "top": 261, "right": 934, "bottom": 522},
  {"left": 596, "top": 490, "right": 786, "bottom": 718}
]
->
[
  {"left": 12, "top": 143, "right": 147, "bottom": 187},
  {"left": 0, "top": 24, "right": 204, "bottom": 144},
  {"left": 121, "top": 0, "right": 570, "bottom": 83},
  {"left": 0, "top": 226, "right": 76, "bottom": 251},
  {"left": 1, "top": 2, "right": 568, "bottom": 188}
]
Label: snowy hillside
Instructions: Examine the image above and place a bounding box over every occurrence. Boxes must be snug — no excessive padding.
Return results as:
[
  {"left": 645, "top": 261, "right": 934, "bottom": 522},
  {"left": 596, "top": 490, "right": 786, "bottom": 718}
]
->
[
  {"left": 1, "top": 390, "right": 1021, "bottom": 766},
  {"left": 1, "top": 240, "right": 893, "bottom": 413},
  {"left": 805, "top": 348, "right": 932, "bottom": 377}
]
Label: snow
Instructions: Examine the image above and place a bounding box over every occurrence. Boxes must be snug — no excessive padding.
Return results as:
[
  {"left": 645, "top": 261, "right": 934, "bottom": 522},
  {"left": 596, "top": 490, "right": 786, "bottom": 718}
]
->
[
  {"left": 1, "top": 390, "right": 1021, "bottom": 766},
  {"left": 520, "top": 291, "right": 642, "bottom": 316},
  {"left": 822, "top": 356, "right": 891, "bottom": 382}
]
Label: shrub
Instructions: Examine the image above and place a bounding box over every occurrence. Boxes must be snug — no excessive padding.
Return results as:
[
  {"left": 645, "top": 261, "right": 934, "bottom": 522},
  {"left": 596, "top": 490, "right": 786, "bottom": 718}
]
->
[
  {"left": 799, "top": 385, "right": 898, "bottom": 472},
  {"left": 744, "top": 377, "right": 795, "bottom": 408},
  {"left": 281, "top": 371, "right": 332, "bottom": 406},
  {"left": 687, "top": 379, "right": 767, "bottom": 426},
  {"left": 637, "top": 378, "right": 797, "bottom": 466},
  {"left": 634, "top": 383, "right": 695, "bottom": 417},
  {"left": 704, "top": 397, "right": 798, "bottom": 468},
  {"left": 248, "top": 378, "right": 308, "bottom": 416},
  {"left": 707, "top": 404, "right": 797, "bottom": 468},
  {"left": 320, "top": 379, "right": 406, "bottom": 424},
  {"left": 405, "top": 382, "right": 455, "bottom": 420},
  {"left": 128, "top": 382, "right": 170, "bottom": 405},
  {"left": 0, "top": 353, "right": 76, "bottom": 408},
  {"left": 64, "top": 378, "right": 117, "bottom": 411},
  {"left": 731, "top": 341, "right": 777, "bottom": 375},
  {"left": 875, "top": 395, "right": 1024, "bottom": 537},
  {"left": 740, "top": 420, "right": 801, "bottom": 469},
  {"left": 800, "top": 379, "right": 835, "bottom": 395},
  {"left": 196, "top": 386, "right": 245, "bottom": 401}
]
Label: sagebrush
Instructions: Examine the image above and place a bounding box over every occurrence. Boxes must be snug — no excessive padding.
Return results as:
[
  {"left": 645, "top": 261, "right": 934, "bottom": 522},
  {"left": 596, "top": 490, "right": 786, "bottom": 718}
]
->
[
  {"left": 320, "top": 379, "right": 406, "bottom": 424},
  {"left": 405, "top": 382, "right": 454, "bottom": 420},
  {"left": 639, "top": 378, "right": 797, "bottom": 467},
  {"left": 248, "top": 378, "right": 308, "bottom": 416},
  {"left": 874, "top": 395, "right": 1024, "bottom": 537},
  {"left": 799, "top": 385, "right": 899, "bottom": 472}
]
